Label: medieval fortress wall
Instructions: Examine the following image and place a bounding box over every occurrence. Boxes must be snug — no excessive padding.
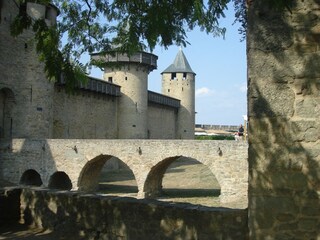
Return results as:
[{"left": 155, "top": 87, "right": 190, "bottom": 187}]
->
[
  {"left": 247, "top": 1, "right": 320, "bottom": 239},
  {"left": 0, "top": 0, "right": 55, "bottom": 139},
  {"left": 147, "top": 103, "right": 177, "bottom": 139},
  {"left": 0, "top": 0, "right": 194, "bottom": 140},
  {"left": 53, "top": 87, "right": 119, "bottom": 139}
]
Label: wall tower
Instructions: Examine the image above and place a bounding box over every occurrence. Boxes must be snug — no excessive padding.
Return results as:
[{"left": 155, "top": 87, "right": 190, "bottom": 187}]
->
[
  {"left": 0, "top": 0, "right": 58, "bottom": 138},
  {"left": 161, "top": 49, "right": 195, "bottom": 139},
  {"left": 92, "top": 52, "right": 158, "bottom": 139}
]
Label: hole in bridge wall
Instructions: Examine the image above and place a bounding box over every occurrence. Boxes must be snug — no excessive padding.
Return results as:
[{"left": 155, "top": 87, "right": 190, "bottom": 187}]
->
[
  {"left": 78, "top": 155, "right": 138, "bottom": 196},
  {"left": 144, "top": 156, "right": 221, "bottom": 207},
  {"left": 20, "top": 169, "right": 43, "bottom": 186},
  {"left": 48, "top": 171, "right": 72, "bottom": 190}
]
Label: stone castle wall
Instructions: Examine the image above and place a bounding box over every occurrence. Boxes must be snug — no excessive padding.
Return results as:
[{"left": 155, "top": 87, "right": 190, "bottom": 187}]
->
[
  {"left": 52, "top": 86, "right": 179, "bottom": 139},
  {"left": 53, "top": 87, "right": 119, "bottom": 139},
  {"left": 0, "top": 0, "right": 55, "bottom": 138},
  {"left": 147, "top": 103, "right": 177, "bottom": 138},
  {"left": 1, "top": 188, "right": 249, "bottom": 239},
  {"left": 0, "top": 0, "right": 192, "bottom": 141},
  {"left": 247, "top": 1, "right": 320, "bottom": 238}
]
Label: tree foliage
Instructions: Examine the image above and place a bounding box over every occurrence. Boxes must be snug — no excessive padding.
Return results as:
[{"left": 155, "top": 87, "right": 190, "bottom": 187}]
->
[{"left": 10, "top": 0, "right": 292, "bottom": 90}]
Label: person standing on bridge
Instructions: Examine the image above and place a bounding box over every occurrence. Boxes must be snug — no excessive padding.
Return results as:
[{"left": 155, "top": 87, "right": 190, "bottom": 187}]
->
[{"left": 235, "top": 124, "right": 244, "bottom": 141}]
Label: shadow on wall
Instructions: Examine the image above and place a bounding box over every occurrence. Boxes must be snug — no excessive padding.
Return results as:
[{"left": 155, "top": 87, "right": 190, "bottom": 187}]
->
[
  {"left": 20, "top": 169, "right": 72, "bottom": 190},
  {"left": 17, "top": 187, "right": 248, "bottom": 239},
  {"left": 248, "top": 1, "right": 320, "bottom": 238},
  {"left": 0, "top": 139, "right": 59, "bottom": 189}
]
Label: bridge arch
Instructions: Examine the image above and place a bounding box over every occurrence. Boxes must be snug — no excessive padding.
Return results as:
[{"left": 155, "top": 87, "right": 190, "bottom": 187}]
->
[
  {"left": 20, "top": 169, "right": 43, "bottom": 186},
  {"left": 77, "top": 154, "right": 138, "bottom": 194},
  {"left": 143, "top": 156, "right": 222, "bottom": 200},
  {"left": 48, "top": 171, "right": 72, "bottom": 190}
]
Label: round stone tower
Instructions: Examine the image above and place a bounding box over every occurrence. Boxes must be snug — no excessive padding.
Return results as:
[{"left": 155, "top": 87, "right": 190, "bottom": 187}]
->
[
  {"left": 161, "top": 49, "right": 195, "bottom": 139},
  {"left": 92, "top": 52, "right": 158, "bottom": 139},
  {"left": 0, "top": 0, "right": 58, "bottom": 138}
]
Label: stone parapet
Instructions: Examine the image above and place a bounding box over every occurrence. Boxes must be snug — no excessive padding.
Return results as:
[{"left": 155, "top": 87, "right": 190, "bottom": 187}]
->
[{"left": 13, "top": 188, "right": 248, "bottom": 239}]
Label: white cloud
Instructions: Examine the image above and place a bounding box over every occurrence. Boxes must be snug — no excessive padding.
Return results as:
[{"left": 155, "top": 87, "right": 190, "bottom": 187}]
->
[
  {"left": 239, "top": 82, "right": 247, "bottom": 93},
  {"left": 195, "top": 87, "right": 214, "bottom": 97}
]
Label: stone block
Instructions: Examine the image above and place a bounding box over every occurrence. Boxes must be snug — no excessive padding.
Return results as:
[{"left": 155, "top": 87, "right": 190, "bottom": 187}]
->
[
  {"left": 297, "top": 218, "right": 318, "bottom": 232},
  {"left": 248, "top": 82, "right": 295, "bottom": 118},
  {"left": 295, "top": 97, "right": 320, "bottom": 118},
  {"left": 248, "top": 117, "right": 294, "bottom": 144}
]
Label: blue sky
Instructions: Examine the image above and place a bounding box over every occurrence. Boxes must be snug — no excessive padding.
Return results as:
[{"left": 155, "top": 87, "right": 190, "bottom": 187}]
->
[{"left": 89, "top": 4, "right": 247, "bottom": 125}]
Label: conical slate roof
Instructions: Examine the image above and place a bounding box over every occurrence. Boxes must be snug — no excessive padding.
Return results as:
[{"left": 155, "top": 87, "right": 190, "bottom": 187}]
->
[{"left": 161, "top": 49, "right": 195, "bottom": 74}]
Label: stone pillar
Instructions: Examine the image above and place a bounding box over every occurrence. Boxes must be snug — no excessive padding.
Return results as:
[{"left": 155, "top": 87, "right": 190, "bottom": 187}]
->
[{"left": 247, "top": 1, "right": 320, "bottom": 239}]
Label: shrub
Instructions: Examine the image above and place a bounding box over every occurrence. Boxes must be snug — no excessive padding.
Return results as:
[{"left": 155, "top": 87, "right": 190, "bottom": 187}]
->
[{"left": 195, "top": 135, "right": 235, "bottom": 140}]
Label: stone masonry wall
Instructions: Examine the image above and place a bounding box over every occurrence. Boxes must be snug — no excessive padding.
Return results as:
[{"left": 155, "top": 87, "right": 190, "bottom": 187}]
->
[
  {"left": 53, "top": 87, "right": 119, "bottom": 139},
  {"left": 15, "top": 188, "right": 248, "bottom": 239},
  {"left": 0, "top": 0, "right": 54, "bottom": 138},
  {"left": 147, "top": 103, "right": 177, "bottom": 139},
  {"left": 248, "top": 1, "right": 320, "bottom": 239}
]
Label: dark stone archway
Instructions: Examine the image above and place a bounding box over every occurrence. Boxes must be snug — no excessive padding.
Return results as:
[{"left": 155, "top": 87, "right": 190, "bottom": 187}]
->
[
  {"left": 20, "top": 169, "right": 42, "bottom": 186},
  {"left": 48, "top": 171, "right": 72, "bottom": 190}
]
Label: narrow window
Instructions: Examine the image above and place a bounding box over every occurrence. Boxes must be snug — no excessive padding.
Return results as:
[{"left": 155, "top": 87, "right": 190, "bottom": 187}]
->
[
  {"left": 108, "top": 77, "right": 113, "bottom": 83},
  {"left": 171, "top": 73, "right": 176, "bottom": 80},
  {"left": 183, "top": 73, "right": 187, "bottom": 79},
  {"left": 125, "top": 77, "right": 128, "bottom": 80},
  {"left": 168, "top": 89, "right": 170, "bottom": 93}
]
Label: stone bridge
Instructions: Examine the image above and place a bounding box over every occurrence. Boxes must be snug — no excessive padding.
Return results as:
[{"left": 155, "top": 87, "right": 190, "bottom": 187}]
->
[{"left": 0, "top": 139, "right": 248, "bottom": 204}]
